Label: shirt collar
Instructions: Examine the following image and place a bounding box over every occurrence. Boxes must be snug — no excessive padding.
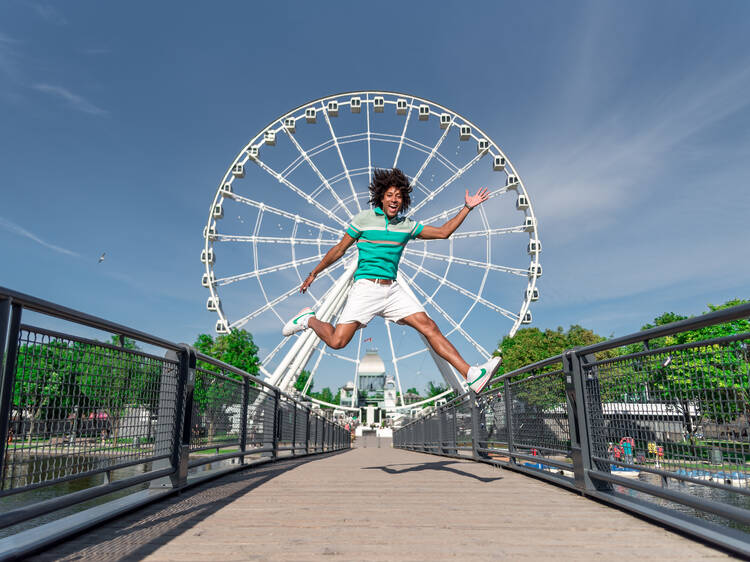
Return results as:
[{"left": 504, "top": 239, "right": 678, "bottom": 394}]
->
[{"left": 373, "top": 206, "right": 404, "bottom": 223}]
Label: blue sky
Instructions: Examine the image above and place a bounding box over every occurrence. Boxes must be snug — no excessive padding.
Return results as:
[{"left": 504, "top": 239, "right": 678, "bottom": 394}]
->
[{"left": 1, "top": 1, "right": 749, "bottom": 393}]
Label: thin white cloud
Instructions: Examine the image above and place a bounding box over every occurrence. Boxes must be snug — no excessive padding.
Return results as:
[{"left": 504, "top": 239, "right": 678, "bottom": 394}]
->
[
  {"left": 33, "top": 83, "right": 108, "bottom": 116},
  {"left": 0, "top": 217, "right": 80, "bottom": 257},
  {"left": 0, "top": 32, "right": 20, "bottom": 45},
  {"left": 528, "top": 60, "right": 750, "bottom": 238},
  {"left": 81, "top": 48, "right": 110, "bottom": 56},
  {"left": 0, "top": 32, "right": 21, "bottom": 82},
  {"left": 32, "top": 3, "right": 67, "bottom": 25}
]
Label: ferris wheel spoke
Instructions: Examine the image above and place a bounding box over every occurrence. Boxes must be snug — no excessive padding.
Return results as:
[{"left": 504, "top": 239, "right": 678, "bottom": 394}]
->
[
  {"left": 229, "top": 286, "right": 300, "bottom": 330},
  {"left": 231, "top": 193, "right": 343, "bottom": 236},
  {"left": 419, "top": 187, "right": 508, "bottom": 225},
  {"left": 280, "top": 121, "right": 355, "bottom": 219},
  {"left": 229, "top": 259, "right": 347, "bottom": 331},
  {"left": 392, "top": 97, "right": 415, "bottom": 169},
  {"left": 214, "top": 234, "right": 339, "bottom": 245},
  {"left": 262, "top": 336, "right": 295, "bottom": 369},
  {"left": 403, "top": 248, "right": 528, "bottom": 276},
  {"left": 406, "top": 151, "right": 485, "bottom": 219},
  {"left": 395, "top": 346, "right": 430, "bottom": 362},
  {"left": 321, "top": 101, "right": 362, "bottom": 214},
  {"left": 302, "top": 340, "right": 328, "bottom": 395},
  {"left": 421, "top": 225, "right": 528, "bottom": 241},
  {"left": 401, "top": 257, "right": 518, "bottom": 321},
  {"left": 366, "top": 93, "right": 372, "bottom": 179},
  {"left": 384, "top": 321, "right": 407, "bottom": 407},
  {"left": 254, "top": 157, "right": 349, "bottom": 228},
  {"left": 410, "top": 115, "right": 453, "bottom": 188},
  {"left": 400, "top": 274, "right": 490, "bottom": 356},
  {"left": 321, "top": 349, "right": 358, "bottom": 364},
  {"left": 216, "top": 254, "right": 326, "bottom": 286}
]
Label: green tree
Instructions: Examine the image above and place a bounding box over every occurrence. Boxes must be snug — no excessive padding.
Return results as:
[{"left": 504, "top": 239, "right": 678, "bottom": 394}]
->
[
  {"left": 497, "top": 325, "right": 612, "bottom": 376},
  {"left": 309, "top": 387, "right": 339, "bottom": 407},
  {"left": 495, "top": 325, "right": 615, "bottom": 432},
  {"left": 13, "top": 340, "right": 84, "bottom": 443},
  {"left": 76, "top": 336, "right": 160, "bottom": 446},
  {"left": 294, "top": 370, "right": 313, "bottom": 394},
  {"left": 646, "top": 300, "right": 750, "bottom": 435},
  {"left": 192, "top": 329, "right": 260, "bottom": 441},
  {"left": 426, "top": 381, "right": 447, "bottom": 397}
]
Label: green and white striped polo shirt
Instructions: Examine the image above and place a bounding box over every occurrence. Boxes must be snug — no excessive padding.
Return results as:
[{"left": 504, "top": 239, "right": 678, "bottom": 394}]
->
[{"left": 345, "top": 207, "right": 424, "bottom": 281}]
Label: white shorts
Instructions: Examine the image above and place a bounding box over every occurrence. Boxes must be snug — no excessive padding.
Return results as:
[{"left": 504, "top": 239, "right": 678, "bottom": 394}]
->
[{"left": 338, "top": 279, "right": 425, "bottom": 327}]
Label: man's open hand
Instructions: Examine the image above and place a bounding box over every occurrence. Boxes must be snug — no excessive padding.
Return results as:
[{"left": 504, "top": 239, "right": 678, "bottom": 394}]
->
[{"left": 465, "top": 187, "right": 489, "bottom": 209}]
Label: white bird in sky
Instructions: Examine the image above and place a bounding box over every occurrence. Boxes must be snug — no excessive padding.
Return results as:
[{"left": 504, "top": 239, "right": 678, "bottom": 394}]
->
[{"left": 98, "top": 252, "right": 106, "bottom": 263}]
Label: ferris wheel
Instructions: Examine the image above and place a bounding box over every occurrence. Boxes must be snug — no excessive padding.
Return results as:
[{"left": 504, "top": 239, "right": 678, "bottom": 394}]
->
[{"left": 201, "top": 91, "right": 541, "bottom": 403}]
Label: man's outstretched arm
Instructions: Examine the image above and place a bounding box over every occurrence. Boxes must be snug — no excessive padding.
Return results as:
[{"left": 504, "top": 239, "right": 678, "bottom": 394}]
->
[
  {"left": 300, "top": 233, "right": 357, "bottom": 293},
  {"left": 417, "top": 188, "right": 489, "bottom": 240}
]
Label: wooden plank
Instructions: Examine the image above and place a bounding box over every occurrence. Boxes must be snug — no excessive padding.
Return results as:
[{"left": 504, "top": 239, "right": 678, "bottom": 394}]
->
[{"left": 31, "top": 447, "right": 729, "bottom": 561}]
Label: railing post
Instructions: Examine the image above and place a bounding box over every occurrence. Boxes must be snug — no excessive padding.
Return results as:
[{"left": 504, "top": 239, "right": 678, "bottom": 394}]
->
[
  {"left": 170, "top": 345, "right": 196, "bottom": 489},
  {"left": 239, "top": 378, "right": 249, "bottom": 462},
  {"left": 504, "top": 378, "right": 515, "bottom": 464},
  {"left": 563, "top": 349, "right": 609, "bottom": 493},
  {"left": 471, "top": 395, "right": 488, "bottom": 460},
  {"left": 305, "top": 407, "right": 310, "bottom": 454},
  {"left": 437, "top": 407, "right": 444, "bottom": 455},
  {"left": 0, "top": 299, "right": 22, "bottom": 481},
  {"left": 291, "top": 401, "right": 298, "bottom": 456},
  {"left": 272, "top": 389, "right": 280, "bottom": 459}
]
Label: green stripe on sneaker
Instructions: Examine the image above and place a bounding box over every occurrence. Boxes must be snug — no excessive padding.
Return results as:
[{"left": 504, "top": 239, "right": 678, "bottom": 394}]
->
[
  {"left": 292, "top": 312, "right": 314, "bottom": 325},
  {"left": 469, "top": 368, "right": 486, "bottom": 386}
]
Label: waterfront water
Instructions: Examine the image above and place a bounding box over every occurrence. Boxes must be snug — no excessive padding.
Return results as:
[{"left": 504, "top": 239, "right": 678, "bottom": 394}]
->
[
  {"left": 614, "top": 470, "right": 750, "bottom": 533},
  {"left": 0, "top": 455, "right": 152, "bottom": 538},
  {"left": 0, "top": 454, "right": 238, "bottom": 539}
]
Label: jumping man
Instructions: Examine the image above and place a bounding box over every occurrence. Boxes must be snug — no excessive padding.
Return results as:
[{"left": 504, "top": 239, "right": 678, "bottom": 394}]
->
[{"left": 282, "top": 168, "right": 501, "bottom": 394}]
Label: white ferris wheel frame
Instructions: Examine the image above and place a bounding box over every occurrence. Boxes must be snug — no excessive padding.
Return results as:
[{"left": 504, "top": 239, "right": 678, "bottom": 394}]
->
[{"left": 201, "top": 90, "right": 541, "bottom": 406}]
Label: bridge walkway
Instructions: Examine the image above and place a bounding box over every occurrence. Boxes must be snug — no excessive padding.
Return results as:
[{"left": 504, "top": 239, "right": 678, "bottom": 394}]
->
[{"left": 30, "top": 445, "right": 727, "bottom": 561}]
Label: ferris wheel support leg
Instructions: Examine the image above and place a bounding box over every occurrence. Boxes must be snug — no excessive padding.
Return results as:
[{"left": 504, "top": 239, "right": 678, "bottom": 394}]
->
[
  {"left": 396, "top": 272, "right": 468, "bottom": 393},
  {"left": 268, "top": 261, "right": 356, "bottom": 390},
  {"left": 278, "top": 282, "right": 352, "bottom": 392}
]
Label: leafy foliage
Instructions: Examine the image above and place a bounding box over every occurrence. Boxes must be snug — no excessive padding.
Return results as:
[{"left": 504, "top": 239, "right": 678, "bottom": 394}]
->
[
  {"left": 643, "top": 300, "right": 750, "bottom": 428},
  {"left": 293, "top": 370, "right": 313, "bottom": 393},
  {"left": 191, "top": 330, "right": 260, "bottom": 432}
]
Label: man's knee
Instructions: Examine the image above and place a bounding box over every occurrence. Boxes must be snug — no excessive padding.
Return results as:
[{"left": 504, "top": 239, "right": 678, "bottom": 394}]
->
[
  {"left": 328, "top": 325, "right": 356, "bottom": 349},
  {"left": 329, "top": 337, "right": 348, "bottom": 350},
  {"left": 410, "top": 314, "right": 440, "bottom": 338}
]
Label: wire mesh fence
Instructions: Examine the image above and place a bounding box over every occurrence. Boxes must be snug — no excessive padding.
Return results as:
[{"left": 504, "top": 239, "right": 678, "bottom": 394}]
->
[
  {"left": 3, "top": 326, "right": 178, "bottom": 493},
  {"left": 190, "top": 367, "right": 244, "bottom": 453},
  {"left": 395, "top": 303, "right": 750, "bottom": 555},
  {"left": 0, "top": 287, "right": 350, "bottom": 539}
]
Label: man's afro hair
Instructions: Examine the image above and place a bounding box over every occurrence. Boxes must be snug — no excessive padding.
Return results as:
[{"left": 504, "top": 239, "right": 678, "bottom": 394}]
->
[{"left": 368, "top": 168, "right": 412, "bottom": 212}]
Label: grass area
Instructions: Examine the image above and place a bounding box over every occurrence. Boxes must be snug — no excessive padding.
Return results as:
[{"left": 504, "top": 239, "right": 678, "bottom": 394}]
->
[{"left": 192, "top": 447, "right": 240, "bottom": 455}]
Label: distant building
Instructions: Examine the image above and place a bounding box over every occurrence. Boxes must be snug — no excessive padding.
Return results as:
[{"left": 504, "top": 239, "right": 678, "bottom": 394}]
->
[
  {"left": 384, "top": 376, "right": 397, "bottom": 409},
  {"left": 339, "top": 380, "right": 356, "bottom": 408},
  {"left": 357, "top": 349, "right": 386, "bottom": 405},
  {"left": 403, "top": 392, "right": 422, "bottom": 405}
]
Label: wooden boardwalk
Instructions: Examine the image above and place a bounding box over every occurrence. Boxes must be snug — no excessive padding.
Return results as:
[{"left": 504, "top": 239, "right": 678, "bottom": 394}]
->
[{"left": 31, "top": 444, "right": 729, "bottom": 561}]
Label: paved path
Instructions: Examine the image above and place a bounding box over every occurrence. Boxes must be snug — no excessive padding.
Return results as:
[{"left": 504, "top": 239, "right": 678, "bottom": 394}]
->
[{"left": 32, "top": 446, "right": 728, "bottom": 561}]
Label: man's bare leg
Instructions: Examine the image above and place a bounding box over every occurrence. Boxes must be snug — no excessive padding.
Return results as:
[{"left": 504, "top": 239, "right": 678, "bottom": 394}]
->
[
  {"left": 307, "top": 317, "right": 360, "bottom": 350},
  {"left": 399, "top": 312, "right": 470, "bottom": 377}
]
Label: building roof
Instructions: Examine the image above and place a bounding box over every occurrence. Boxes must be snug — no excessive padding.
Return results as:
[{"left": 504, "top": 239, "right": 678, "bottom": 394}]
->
[{"left": 358, "top": 349, "right": 385, "bottom": 376}]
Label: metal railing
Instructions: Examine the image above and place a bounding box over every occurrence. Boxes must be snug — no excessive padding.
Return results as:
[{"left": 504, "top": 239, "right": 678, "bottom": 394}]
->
[
  {"left": 0, "top": 286, "right": 349, "bottom": 549},
  {"left": 395, "top": 302, "right": 750, "bottom": 557}
]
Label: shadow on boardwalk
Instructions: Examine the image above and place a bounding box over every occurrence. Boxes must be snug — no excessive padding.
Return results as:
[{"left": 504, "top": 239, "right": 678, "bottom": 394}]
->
[
  {"left": 28, "top": 447, "right": 728, "bottom": 561},
  {"left": 362, "top": 460, "right": 503, "bottom": 483},
  {"left": 29, "top": 452, "right": 348, "bottom": 562}
]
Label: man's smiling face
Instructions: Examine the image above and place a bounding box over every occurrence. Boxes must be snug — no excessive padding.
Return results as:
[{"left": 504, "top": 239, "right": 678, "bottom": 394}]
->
[{"left": 381, "top": 185, "right": 403, "bottom": 219}]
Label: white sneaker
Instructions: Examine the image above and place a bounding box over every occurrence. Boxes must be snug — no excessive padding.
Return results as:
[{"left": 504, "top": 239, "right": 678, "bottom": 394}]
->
[
  {"left": 282, "top": 307, "right": 315, "bottom": 337},
  {"left": 467, "top": 355, "right": 502, "bottom": 394}
]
